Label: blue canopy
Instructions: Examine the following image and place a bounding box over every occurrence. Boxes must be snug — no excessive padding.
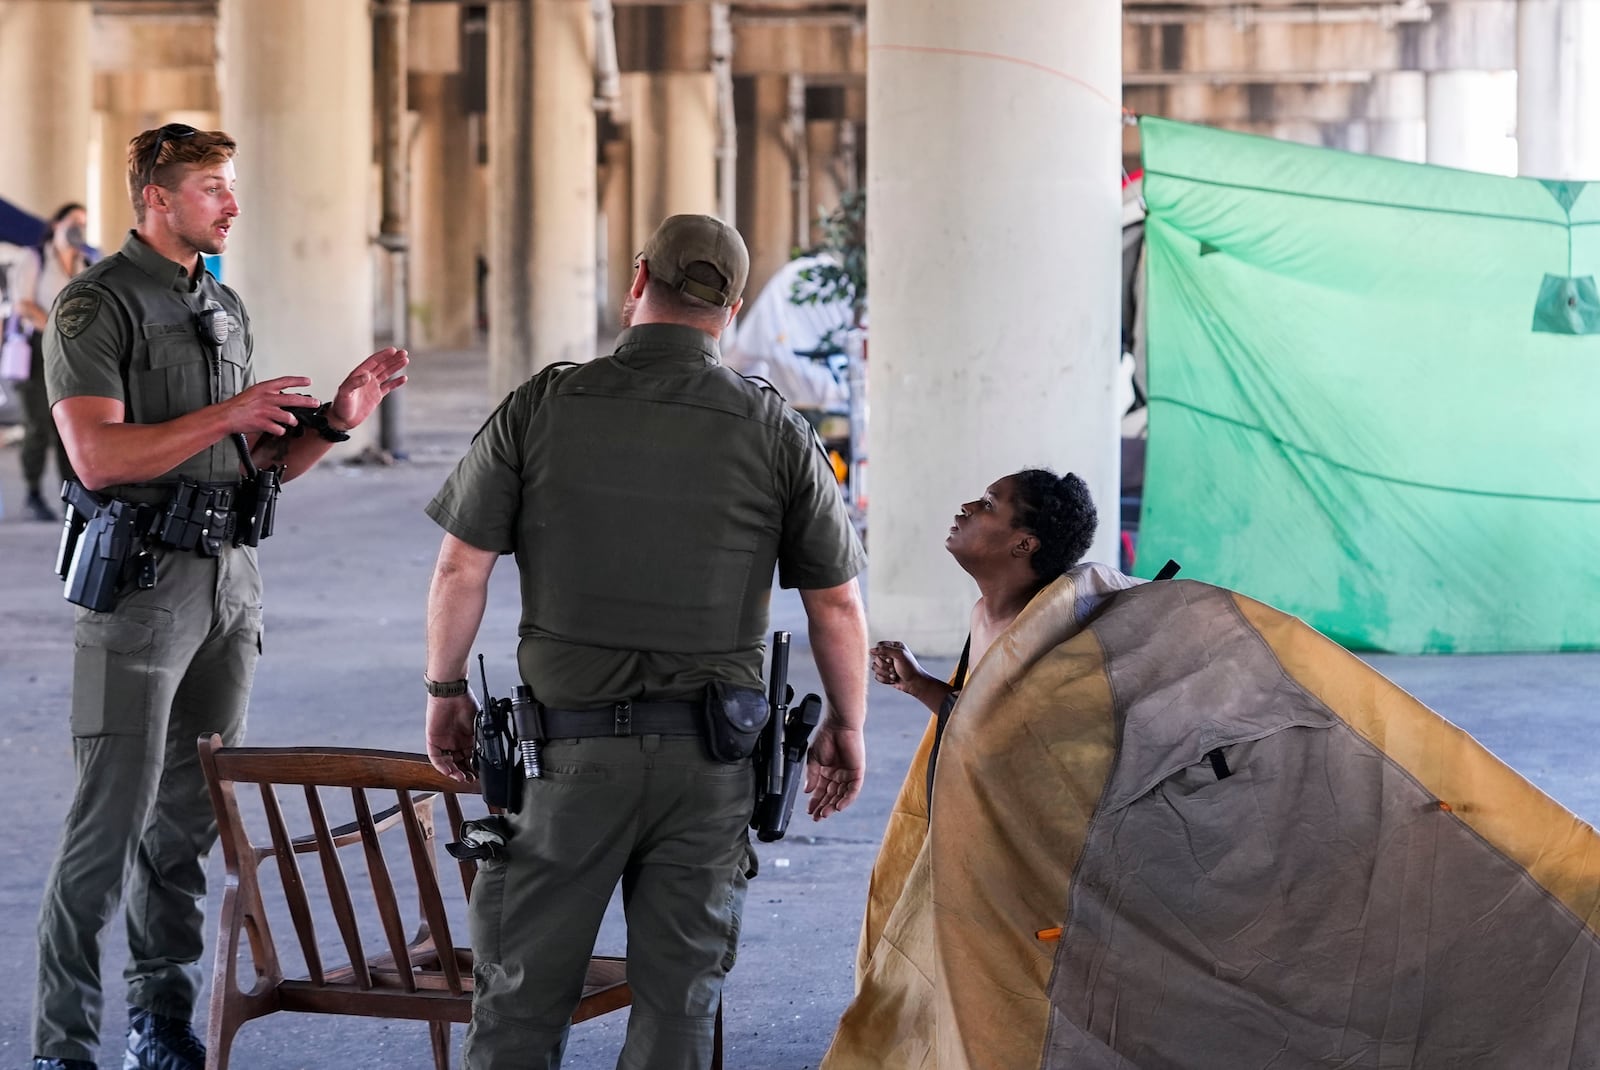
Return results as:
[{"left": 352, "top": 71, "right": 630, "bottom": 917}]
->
[{"left": 0, "top": 197, "right": 45, "bottom": 248}]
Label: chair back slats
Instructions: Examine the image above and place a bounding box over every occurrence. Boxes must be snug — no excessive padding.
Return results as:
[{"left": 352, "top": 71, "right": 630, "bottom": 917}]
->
[
  {"left": 352, "top": 786, "right": 420, "bottom": 993},
  {"left": 259, "top": 782, "right": 325, "bottom": 985},
  {"left": 290, "top": 801, "right": 410, "bottom": 854},
  {"left": 303, "top": 784, "right": 372, "bottom": 990},
  {"left": 397, "top": 789, "right": 465, "bottom": 995},
  {"left": 199, "top": 735, "right": 650, "bottom": 1070},
  {"left": 442, "top": 793, "right": 476, "bottom": 900},
  {"left": 199, "top": 740, "right": 284, "bottom": 982}
]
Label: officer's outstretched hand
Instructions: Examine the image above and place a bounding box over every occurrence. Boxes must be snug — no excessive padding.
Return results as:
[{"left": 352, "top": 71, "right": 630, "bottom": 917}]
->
[
  {"left": 329, "top": 347, "right": 411, "bottom": 431},
  {"left": 805, "top": 719, "right": 865, "bottom": 820},
  {"left": 426, "top": 693, "right": 477, "bottom": 783}
]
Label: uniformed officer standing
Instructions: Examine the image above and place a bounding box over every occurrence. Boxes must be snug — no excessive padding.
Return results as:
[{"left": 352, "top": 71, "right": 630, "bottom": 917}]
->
[
  {"left": 423, "top": 214, "right": 869, "bottom": 1069},
  {"left": 31, "top": 125, "right": 408, "bottom": 1070}
]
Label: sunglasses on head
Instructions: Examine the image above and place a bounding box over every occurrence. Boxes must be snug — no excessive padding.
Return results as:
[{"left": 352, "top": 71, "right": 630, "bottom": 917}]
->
[{"left": 145, "top": 123, "right": 199, "bottom": 177}]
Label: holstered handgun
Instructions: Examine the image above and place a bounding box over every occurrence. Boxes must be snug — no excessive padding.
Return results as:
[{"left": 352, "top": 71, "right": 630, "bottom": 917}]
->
[
  {"left": 55, "top": 479, "right": 95, "bottom": 580},
  {"left": 751, "top": 629, "right": 824, "bottom": 842},
  {"left": 751, "top": 693, "right": 822, "bottom": 843},
  {"left": 59, "top": 482, "right": 138, "bottom": 612}
]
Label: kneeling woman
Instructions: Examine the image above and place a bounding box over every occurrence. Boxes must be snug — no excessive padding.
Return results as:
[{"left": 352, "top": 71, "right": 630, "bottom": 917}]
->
[
  {"left": 871, "top": 468, "right": 1098, "bottom": 798},
  {"left": 845, "top": 470, "right": 1098, "bottom": 988}
]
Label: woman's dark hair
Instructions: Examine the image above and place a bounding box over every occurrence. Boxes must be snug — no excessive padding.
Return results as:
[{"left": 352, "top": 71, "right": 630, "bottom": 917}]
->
[
  {"left": 40, "top": 202, "right": 85, "bottom": 244},
  {"left": 1010, "top": 468, "right": 1097, "bottom": 581}
]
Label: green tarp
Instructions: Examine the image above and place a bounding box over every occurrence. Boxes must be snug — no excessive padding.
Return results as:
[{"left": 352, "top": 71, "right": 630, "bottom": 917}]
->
[{"left": 1134, "top": 117, "right": 1600, "bottom": 653}]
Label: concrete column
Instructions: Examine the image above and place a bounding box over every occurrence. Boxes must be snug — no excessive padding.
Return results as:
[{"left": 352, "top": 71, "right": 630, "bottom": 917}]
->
[
  {"left": 96, "top": 111, "right": 156, "bottom": 248},
  {"left": 623, "top": 6, "right": 719, "bottom": 273},
  {"left": 1426, "top": 70, "right": 1518, "bottom": 175},
  {"left": 0, "top": 1, "right": 92, "bottom": 218},
  {"left": 868, "top": 0, "right": 1122, "bottom": 653},
  {"left": 1364, "top": 72, "right": 1427, "bottom": 163},
  {"left": 805, "top": 120, "right": 848, "bottom": 246},
  {"left": 1366, "top": 121, "right": 1428, "bottom": 163},
  {"left": 1517, "top": 0, "right": 1600, "bottom": 179},
  {"left": 738, "top": 74, "right": 794, "bottom": 311},
  {"left": 220, "top": 0, "right": 376, "bottom": 443},
  {"left": 629, "top": 72, "right": 719, "bottom": 250},
  {"left": 488, "top": 0, "right": 597, "bottom": 398},
  {"left": 600, "top": 136, "right": 634, "bottom": 328},
  {"left": 410, "top": 3, "right": 478, "bottom": 349}
]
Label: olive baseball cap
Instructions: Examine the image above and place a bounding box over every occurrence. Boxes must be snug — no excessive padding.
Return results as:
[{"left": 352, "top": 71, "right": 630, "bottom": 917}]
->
[{"left": 640, "top": 214, "right": 750, "bottom": 307}]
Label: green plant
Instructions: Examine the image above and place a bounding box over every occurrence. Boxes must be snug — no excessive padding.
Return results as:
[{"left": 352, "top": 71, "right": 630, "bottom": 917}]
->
[{"left": 789, "top": 190, "right": 866, "bottom": 349}]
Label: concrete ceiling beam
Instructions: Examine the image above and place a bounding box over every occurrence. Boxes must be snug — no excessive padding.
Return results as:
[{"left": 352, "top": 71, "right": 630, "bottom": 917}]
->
[
  {"left": 1127, "top": 69, "right": 1377, "bottom": 84},
  {"left": 1125, "top": 4, "right": 1431, "bottom": 27}
]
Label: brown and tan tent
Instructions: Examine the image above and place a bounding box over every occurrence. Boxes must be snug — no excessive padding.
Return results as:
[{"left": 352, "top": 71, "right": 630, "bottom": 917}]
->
[{"left": 825, "top": 568, "right": 1600, "bottom": 1070}]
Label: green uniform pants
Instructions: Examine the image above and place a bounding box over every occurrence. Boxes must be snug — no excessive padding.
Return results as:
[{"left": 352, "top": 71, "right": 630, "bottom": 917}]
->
[
  {"left": 465, "top": 734, "right": 756, "bottom": 1070},
  {"left": 33, "top": 546, "right": 262, "bottom": 1062}
]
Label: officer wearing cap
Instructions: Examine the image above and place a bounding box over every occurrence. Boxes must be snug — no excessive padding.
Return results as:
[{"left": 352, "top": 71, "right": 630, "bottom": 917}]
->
[
  {"left": 30, "top": 125, "right": 408, "bottom": 1070},
  {"left": 423, "top": 213, "right": 869, "bottom": 1069}
]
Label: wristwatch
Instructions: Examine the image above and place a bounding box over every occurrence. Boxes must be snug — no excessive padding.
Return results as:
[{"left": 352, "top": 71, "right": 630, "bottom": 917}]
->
[
  {"left": 424, "top": 674, "right": 469, "bottom": 698},
  {"left": 305, "top": 399, "right": 353, "bottom": 441},
  {"left": 293, "top": 402, "right": 352, "bottom": 443}
]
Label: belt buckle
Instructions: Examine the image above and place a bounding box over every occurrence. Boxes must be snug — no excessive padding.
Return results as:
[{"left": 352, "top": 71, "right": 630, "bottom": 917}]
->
[{"left": 612, "top": 701, "right": 632, "bottom": 737}]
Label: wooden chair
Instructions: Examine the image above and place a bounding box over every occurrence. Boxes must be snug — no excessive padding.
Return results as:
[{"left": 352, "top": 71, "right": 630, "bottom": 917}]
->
[{"left": 198, "top": 733, "right": 678, "bottom": 1069}]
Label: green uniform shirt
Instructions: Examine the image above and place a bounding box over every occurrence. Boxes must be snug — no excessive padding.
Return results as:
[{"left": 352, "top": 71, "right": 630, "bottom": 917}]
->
[
  {"left": 427, "top": 323, "right": 866, "bottom": 707},
  {"left": 44, "top": 231, "right": 254, "bottom": 498}
]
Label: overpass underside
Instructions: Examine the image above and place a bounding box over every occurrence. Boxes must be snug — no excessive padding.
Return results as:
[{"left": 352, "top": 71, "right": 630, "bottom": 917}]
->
[{"left": 0, "top": 0, "right": 1594, "bottom": 648}]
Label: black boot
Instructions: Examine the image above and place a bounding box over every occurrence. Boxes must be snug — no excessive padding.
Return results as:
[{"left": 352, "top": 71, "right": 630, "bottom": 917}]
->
[
  {"left": 24, "top": 489, "right": 56, "bottom": 522},
  {"left": 123, "top": 1007, "right": 205, "bottom": 1070},
  {"left": 32, "top": 1059, "right": 98, "bottom": 1070}
]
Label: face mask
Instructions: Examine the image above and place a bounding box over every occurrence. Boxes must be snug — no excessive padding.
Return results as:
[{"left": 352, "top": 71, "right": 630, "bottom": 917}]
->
[{"left": 60, "top": 223, "right": 86, "bottom": 249}]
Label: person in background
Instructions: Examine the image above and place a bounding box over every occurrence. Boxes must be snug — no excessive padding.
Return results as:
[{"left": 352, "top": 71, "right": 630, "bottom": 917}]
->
[{"left": 11, "top": 203, "right": 90, "bottom": 520}]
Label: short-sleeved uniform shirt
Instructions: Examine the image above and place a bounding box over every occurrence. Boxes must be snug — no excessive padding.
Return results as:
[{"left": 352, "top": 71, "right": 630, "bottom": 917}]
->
[
  {"left": 45, "top": 231, "right": 254, "bottom": 498},
  {"left": 427, "top": 323, "right": 866, "bottom": 708}
]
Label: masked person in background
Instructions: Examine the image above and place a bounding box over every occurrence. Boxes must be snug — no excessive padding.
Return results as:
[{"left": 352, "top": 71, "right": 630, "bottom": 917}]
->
[{"left": 8, "top": 203, "right": 91, "bottom": 520}]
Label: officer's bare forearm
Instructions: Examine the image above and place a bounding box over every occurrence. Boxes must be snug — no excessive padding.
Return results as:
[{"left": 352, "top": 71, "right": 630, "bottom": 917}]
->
[
  {"left": 53, "top": 395, "right": 235, "bottom": 491},
  {"left": 799, "top": 579, "right": 869, "bottom": 731},
  {"left": 426, "top": 535, "right": 500, "bottom": 684}
]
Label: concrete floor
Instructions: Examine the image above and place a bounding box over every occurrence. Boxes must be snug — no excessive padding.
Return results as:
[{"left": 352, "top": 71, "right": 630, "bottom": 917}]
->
[{"left": 2, "top": 344, "right": 1598, "bottom": 1068}]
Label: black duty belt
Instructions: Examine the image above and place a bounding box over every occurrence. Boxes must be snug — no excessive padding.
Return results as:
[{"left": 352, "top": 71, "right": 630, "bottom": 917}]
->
[{"left": 536, "top": 700, "right": 700, "bottom": 739}]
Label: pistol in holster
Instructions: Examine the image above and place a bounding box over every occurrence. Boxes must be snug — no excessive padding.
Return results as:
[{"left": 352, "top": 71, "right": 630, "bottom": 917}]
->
[
  {"left": 56, "top": 481, "right": 150, "bottom": 613},
  {"left": 751, "top": 692, "right": 822, "bottom": 843},
  {"left": 750, "top": 630, "right": 824, "bottom": 843}
]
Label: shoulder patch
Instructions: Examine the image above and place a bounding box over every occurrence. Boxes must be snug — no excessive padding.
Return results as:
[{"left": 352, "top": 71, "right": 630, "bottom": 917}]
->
[{"left": 55, "top": 290, "right": 102, "bottom": 340}]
